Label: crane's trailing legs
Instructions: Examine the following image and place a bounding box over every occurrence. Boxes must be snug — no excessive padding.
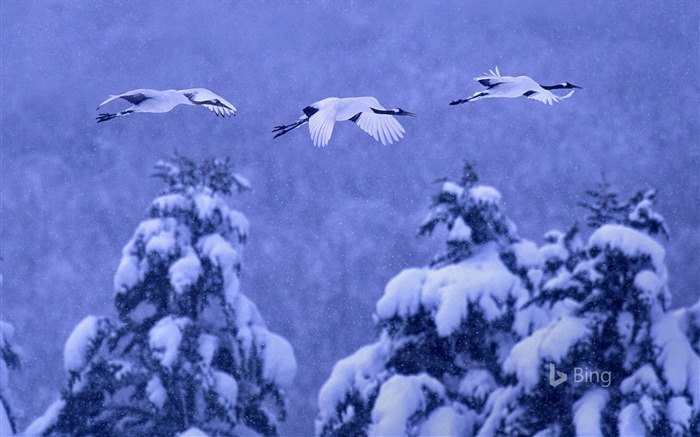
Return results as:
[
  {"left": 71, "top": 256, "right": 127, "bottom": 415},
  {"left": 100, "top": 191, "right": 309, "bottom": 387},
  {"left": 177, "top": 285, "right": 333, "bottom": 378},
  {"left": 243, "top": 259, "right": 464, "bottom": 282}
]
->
[
  {"left": 450, "top": 91, "right": 488, "bottom": 105},
  {"left": 96, "top": 109, "right": 135, "bottom": 123},
  {"left": 272, "top": 118, "right": 309, "bottom": 139}
]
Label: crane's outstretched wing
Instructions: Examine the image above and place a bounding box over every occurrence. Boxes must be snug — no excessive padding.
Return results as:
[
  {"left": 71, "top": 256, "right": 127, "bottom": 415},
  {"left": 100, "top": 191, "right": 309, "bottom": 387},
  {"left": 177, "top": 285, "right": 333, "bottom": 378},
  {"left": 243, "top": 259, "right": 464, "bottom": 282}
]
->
[
  {"left": 474, "top": 67, "right": 511, "bottom": 88},
  {"left": 202, "top": 103, "right": 237, "bottom": 117},
  {"left": 181, "top": 88, "right": 237, "bottom": 117},
  {"left": 525, "top": 89, "right": 576, "bottom": 105},
  {"left": 353, "top": 111, "right": 405, "bottom": 145},
  {"left": 308, "top": 109, "right": 336, "bottom": 147},
  {"left": 199, "top": 94, "right": 237, "bottom": 117},
  {"left": 97, "top": 90, "right": 151, "bottom": 109}
]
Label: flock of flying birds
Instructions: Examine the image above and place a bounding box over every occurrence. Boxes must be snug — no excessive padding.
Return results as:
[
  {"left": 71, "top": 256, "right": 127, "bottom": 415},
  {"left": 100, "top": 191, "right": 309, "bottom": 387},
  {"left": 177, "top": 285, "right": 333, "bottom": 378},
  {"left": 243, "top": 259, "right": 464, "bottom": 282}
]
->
[{"left": 96, "top": 67, "right": 582, "bottom": 148}]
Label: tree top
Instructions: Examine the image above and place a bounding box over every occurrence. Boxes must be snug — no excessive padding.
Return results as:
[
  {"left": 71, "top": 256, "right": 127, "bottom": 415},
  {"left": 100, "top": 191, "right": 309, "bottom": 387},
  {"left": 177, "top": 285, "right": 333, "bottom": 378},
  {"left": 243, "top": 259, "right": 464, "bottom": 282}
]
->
[{"left": 153, "top": 152, "right": 250, "bottom": 196}]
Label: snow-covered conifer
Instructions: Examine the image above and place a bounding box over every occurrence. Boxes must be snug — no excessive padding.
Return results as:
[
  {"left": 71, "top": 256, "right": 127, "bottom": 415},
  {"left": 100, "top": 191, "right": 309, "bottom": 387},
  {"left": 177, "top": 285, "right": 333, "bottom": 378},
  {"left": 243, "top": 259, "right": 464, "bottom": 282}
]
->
[
  {"left": 1, "top": 318, "right": 20, "bottom": 436},
  {"left": 316, "top": 163, "right": 542, "bottom": 436},
  {"left": 27, "top": 154, "right": 296, "bottom": 437},
  {"left": 579, "top": 178, "right": 669, "bottom": 239},
  {"left": 577, "top": 175, "right": 628, "bottom": 230},
  {"left": 540, "top": 225, "right": 583, "bottom": 282},
  {"left": 489, "top": 187, "right": 699, "bottom": 436},
  {"left": 625, "top": 189, "right": 670, "bottom": 239},
  {"left": 419, "top": 163, "right": 517, "bottom": 266}
]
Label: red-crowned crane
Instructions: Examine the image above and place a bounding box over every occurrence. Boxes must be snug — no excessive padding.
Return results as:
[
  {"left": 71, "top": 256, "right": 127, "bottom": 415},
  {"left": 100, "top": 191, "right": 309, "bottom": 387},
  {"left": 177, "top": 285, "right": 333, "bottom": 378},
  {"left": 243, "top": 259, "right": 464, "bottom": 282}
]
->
[
  {"left": 272, "top": 97, "right": 415, "bottom": 147},
  {"left": 96, "top": 88, "right": 237, "bottom": 122},
  {"left": 450, "top": 67, "right": 582, "bottom": 106}
]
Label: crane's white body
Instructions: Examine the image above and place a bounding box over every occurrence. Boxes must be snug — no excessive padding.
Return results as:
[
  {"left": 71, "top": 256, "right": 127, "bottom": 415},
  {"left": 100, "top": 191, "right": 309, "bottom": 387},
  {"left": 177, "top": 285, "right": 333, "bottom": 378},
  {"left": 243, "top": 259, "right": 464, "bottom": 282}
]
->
[
  {"left": 453, "top": 67, "right": 578, "bottom": 106},
  {"left": 96, "top": 88, "right": 236, "bottom": 122},
  {"left": 273, "top": 96, "right": 413, "bottom": 147}
]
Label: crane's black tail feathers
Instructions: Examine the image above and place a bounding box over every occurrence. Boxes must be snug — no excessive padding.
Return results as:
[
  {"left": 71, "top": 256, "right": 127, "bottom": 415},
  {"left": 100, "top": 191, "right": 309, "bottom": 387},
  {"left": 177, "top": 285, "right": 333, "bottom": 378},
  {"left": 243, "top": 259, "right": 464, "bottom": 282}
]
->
[{"left": 272, "top": 118, "right": 308, "bottom": 139}]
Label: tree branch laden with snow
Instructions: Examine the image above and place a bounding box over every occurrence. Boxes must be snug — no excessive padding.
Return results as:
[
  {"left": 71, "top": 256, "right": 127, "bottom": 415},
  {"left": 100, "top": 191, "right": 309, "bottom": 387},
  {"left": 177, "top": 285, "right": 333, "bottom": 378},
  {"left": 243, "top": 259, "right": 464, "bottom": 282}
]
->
[{"left": 28, "top": 155, "right": 295, "bottom": 437}]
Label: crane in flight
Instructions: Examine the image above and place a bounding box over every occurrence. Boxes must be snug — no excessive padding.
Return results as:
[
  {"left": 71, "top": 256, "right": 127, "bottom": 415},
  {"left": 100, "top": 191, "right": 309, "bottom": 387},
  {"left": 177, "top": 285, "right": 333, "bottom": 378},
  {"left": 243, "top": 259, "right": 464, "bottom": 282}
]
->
[
  {"left": 272, "top": 97, "right": 415, "bottom": 147},
  {"left": 96, "top": 88, "right": 237, "bottom": 122},
  {"left": 450, "top": 67, "right": 581, "bottom": 106}
]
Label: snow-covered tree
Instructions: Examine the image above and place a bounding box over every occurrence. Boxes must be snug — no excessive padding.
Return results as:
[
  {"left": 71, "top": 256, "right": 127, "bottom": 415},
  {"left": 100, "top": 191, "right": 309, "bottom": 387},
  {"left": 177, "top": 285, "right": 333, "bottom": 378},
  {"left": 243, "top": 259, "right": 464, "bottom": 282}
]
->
[
  {"left": 490, "top": 188, "right": 699, "bottom": 436},
  {"left": 418, "top": 163, "right": 516, "bottom": 266},
  {"left": 27, "top": 154, "right": 297, "bottom": 437},
  {"left": 539, "top": 225, "right": 583, "bottom": 284},
  {"left": 315, "top": 163, "right": 546, "bottom": 436},
  {"left": 1, "top": 318, "right": 20, "bottom": 436},
  {"left": 578, "top": 178, "right": 669, "bottom": 239},
  {"left": 577, "top": 176, "right": 629, "bottom": 230}
]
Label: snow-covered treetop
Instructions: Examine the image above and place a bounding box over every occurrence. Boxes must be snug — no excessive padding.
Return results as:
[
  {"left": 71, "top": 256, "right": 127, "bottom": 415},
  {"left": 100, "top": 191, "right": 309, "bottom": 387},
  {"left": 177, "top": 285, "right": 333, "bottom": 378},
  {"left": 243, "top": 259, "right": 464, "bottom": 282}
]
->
[
  {"left": 588, "top": 224, "right": 666, "bottom": 274},
  {"left": 579, "top": 176, "right": 669, "bottom": 239},
  {"left": 153, "top": 152, "right": 250, "bottom": 196},
  {"left": 419, "top": 162, "right": 517, "bottom": 266},
  {"left": 587, "top": 224, "right": 671, "bottom": 311},
  {"left": 578, "top": 177, "right": 628, "bottom": 230},
  {"left": 535, "top": 185, "right": 671, "bottom": 314},
  {"left": 626, "top": 189, "right": 669, "bottom": 239},
  {"left": 29, "top": 155, "right": 296, "bottom": 437},
  {"left": 114, "top": 154, "right": 251, "bottom": 320},
  {"left": 376, "top": 244, "right": 528, "bottom": 337},
  {"left": 317, "top": 164, "right": 539, "bottom": 437}
]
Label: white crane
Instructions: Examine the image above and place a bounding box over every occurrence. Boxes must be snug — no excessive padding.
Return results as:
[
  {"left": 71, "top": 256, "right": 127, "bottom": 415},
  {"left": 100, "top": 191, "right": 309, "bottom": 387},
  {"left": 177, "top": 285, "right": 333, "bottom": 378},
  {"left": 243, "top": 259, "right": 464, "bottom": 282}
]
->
[
  {"left": 96, "top": 88, "right": 237, "bottom": 122},
  {"left": 272, "top": 97, "right": 415, "bottom": 147},
  {"left": 450, "top": 67, "right": 582, "bottom": 106}
]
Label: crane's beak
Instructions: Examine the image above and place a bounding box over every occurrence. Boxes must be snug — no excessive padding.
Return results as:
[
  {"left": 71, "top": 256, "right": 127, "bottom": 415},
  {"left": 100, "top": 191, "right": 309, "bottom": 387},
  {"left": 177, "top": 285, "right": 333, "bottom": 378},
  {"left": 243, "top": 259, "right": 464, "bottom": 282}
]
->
[
  {"left": 404, "top": 111, "right": 416, "bottom": 117},
  {"left": 572, "top": 84, "right": 583, "bottom": 89}
]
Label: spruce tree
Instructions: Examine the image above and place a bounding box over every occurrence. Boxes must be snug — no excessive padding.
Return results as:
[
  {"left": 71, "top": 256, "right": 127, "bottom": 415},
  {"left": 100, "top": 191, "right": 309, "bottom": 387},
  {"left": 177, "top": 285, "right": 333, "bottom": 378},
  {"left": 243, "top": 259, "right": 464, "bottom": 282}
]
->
[
  {"left": 316, "top": 163, "right": 543, "bottom": 436},
  {"left": 27, "top": 154, "right": 296, "bottom": 437},
  {"left": 489, "top": 188, "right": 699, "bottom": 436},
  {"left": 577, "top": 175, "right": 628, "bottom": 230},
  {"left": 578, "top": 176, "right": 669, "bottom": 239}
]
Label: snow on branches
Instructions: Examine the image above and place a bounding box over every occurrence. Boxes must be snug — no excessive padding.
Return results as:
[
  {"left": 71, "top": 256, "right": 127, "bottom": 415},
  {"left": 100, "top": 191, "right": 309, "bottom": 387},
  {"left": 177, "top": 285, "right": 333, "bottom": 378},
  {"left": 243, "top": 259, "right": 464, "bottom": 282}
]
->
[
  {"left": 317, "top": 164, "right": 538, "bottom": 436},
  {"left": 28, "top": 155, "right": 295, "bottom": 437}
]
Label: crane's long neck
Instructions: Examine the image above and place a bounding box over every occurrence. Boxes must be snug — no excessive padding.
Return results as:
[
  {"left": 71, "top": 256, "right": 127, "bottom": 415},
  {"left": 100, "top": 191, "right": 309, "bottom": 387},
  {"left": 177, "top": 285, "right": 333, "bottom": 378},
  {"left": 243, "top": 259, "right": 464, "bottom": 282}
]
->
[
  {"left": 371, "top": 108, "right": 399, "bottom": 115},
  {"left": 371, "top": 107, "right": 415, "bottom": 116},
  {"left": 541, "top": 84, "right": 566, "bottom": 90}
]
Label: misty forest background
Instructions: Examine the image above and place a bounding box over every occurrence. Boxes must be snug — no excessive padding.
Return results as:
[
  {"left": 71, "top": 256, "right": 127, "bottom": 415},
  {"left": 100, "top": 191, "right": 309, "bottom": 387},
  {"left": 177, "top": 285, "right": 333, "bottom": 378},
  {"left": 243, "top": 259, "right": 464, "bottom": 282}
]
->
[{"left": 1, "top": 1, "right": 698, "bottom": 435}]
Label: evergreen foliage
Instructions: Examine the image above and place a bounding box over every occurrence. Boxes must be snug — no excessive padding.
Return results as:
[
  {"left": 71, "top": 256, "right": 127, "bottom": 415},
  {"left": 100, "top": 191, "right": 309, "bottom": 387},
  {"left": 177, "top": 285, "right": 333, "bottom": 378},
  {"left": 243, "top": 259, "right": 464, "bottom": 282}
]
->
[
  {"left": 317, "top": 169, "right": 699, "bottom": 436},
  {"left": 577, "top": 176, "right": 628, "bottom": 230},
  {"left": 579, "top": 176, "right": 669, "bottom": 239},
  {"left": 152, "top": 152, "right": 250, "bottom": 197},
  {"left": 419, "top": 162, "right": 517, "bottom": 266},
  {"left": 27, "top": 155, "right": 295, "bottom": 437},
  {"left": 487, "top": 186, "right": 698, "bottom": 437},
  {"left": 316, "top": 165, "right": 537, "bottom": 436}
]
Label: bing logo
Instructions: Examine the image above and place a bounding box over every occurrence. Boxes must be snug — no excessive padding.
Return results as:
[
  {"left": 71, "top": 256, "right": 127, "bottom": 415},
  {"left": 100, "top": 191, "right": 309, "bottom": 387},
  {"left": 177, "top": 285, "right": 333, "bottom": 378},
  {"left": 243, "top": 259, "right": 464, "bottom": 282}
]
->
[
  {"left": 548, "top": 363, "right": 611, "bottom": 388},
  {"left": 549, "top": 363, "right": 567, "bottom": 387}
]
